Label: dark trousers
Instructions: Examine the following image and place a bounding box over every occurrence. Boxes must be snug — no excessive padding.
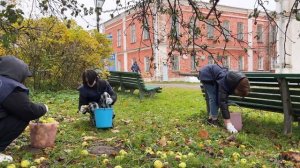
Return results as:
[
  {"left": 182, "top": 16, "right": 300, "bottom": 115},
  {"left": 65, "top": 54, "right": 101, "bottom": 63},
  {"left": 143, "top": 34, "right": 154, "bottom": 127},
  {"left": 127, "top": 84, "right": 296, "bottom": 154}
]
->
[{"left": 0, "top": 116, "right": 29, "bottom": 151}]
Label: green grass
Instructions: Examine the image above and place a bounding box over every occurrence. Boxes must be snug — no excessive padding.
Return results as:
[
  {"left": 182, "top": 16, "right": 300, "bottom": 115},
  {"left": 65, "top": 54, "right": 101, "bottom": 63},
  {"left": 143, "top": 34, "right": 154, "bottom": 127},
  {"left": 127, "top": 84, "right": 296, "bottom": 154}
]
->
[{"left": 1, "top": 88, "right": 300, "bottom": 168}]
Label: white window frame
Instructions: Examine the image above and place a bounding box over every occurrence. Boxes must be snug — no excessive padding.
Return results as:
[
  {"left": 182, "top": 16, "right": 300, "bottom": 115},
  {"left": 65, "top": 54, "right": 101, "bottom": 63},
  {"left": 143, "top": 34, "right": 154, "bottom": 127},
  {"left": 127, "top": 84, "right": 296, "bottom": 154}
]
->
[
  {"left": 271, "top": 57, "right": 276, "bottom": 70},
  {"left": 223, "top": 56, "right": 230, "bottom": 69},
  {"left": 237, "top": 22, "right": 244, "bottom": 40},
  {"left": 207, "top": 20, "right": 214, "bottom": 39},
  {"left": 270, "top": 25, "right": 277, "bottom": 43},
  {"left": 257, "top": 24, "right": 263, "bottom": 42},
  {"left": 191, "top": 55, "right": 197, "bottom": 71},
  {"left": 171, "top": 55, "right": 180, "bottom": 71},
  {"left": 238, "top": 56, "right": 244, "bottom": 71},
  {"left": 130, "top": 24, "right": 136, "bottom": 43},
  {"left": 258, "top": 56, "right": 264, "bottom": 70},
  {"left": 223, "top": 20, "right": 230, "bottom": 40},
  {"left": 208, "top": 55, "right": 214, "bottom": 64},
  {"left": 117, "top": 29, "right": 121, "bottom": 47},
  {"left": 144, "top": 57, "right": 150, "bottom": 72},
  {"left": 171, "top": 15, "right": 180, "bottom": 37},
  {"left": 143, "top": 22, "right": 150, "bottom": 40}
]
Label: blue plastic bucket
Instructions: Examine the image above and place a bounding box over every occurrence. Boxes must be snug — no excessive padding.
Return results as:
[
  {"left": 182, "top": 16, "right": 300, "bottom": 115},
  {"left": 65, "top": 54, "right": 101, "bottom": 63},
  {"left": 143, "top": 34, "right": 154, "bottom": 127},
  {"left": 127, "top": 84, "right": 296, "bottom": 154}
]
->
[{"left": 93, "top": 108, "right": 113, "bottom": 128}]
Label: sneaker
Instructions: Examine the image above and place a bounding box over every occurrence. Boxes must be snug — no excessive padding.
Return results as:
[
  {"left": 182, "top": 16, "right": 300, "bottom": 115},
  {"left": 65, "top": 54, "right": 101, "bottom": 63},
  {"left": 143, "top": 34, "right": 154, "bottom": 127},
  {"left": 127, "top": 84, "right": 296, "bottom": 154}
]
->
[
  {"left": 0, "top": 153, "right": 13, "bottom": 163},
  {"left": 226, "top": 123, "right": 238, "bottom": 133},
  {"left": 207, "top": 118, "right": 221, "bottom": 127}
]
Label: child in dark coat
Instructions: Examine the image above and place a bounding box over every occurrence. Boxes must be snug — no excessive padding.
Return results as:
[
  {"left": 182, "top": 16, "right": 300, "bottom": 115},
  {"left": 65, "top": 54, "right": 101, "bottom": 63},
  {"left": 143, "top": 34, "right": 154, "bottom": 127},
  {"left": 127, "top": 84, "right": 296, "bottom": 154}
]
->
[{"left": 199, "top": 64, "right": 250, "bottom": 133}]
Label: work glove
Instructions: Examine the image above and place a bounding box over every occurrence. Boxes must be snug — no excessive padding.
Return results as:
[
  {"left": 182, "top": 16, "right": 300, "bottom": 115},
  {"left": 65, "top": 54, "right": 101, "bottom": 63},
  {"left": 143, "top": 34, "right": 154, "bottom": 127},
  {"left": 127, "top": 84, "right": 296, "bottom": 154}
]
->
[
  {"left": 106, "top": 97, "right": 113, "bottom": 105},
  {"left": 44, "top": 104, "right": 49, "bottom": 112},
  {"left": 79, "top": 105, "right": 89, "bottom": 114}
]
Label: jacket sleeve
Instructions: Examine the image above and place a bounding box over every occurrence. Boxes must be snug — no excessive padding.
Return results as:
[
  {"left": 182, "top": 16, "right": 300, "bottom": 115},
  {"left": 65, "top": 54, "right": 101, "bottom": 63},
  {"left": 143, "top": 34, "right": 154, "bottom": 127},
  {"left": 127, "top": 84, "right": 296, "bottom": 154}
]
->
[
  {"left": 105, "top": 81, "right": 117, "bottom": 105},
  {"left": 218, "top": 85, "right": 230, "bottom": 119},
  {"left": 78, "top": 89, "right": 88, "bottom": 110},
  {"left": 2, "top": 88, "right": 47, "bottom": 121}
]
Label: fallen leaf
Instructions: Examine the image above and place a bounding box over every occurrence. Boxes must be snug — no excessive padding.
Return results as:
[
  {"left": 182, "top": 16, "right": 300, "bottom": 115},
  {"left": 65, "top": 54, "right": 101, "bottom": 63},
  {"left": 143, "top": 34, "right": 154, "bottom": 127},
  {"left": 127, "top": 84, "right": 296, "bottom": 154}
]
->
[
  {"left": 158, "top": 136, "right": 167, "bottom": 147},
  {"left": 198, "top": 129, "right": 209, "bottom": 139},
  {"left": 121, "top": 119, "right": 132, "bottom": 125},
  {"left": 281, "top": 151, "right": 300, "bottom": 163},
  {"left": 111, "top": 129, "right": 120, "bottom": 133},
  {"left": 83, "top": 136, "right": 97, "bottom": 141},
  {"left": 226, "top": 134, "right": 236, "bottom": 142}
]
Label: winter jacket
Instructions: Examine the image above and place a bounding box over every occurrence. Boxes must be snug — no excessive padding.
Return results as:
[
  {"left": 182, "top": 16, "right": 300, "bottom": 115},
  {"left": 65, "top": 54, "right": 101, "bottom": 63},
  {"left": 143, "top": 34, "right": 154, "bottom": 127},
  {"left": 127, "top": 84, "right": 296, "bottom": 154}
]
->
[
  {"left": 78, "top": 79, "right": 117, "bottom": 109},
  {"left": 131, "top": 63, "right": 140, "bottom": 73},
  {"left": 199, "top": 64, "right": 246, "bottom": 117},
  {"left": 0, "top": 56, "right": 47, "bottom": 121}
]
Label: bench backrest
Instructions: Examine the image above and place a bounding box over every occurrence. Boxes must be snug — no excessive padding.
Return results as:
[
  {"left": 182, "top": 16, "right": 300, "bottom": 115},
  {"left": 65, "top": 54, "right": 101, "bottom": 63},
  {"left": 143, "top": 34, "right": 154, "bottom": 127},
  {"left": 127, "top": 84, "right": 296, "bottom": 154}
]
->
[
  {"left": 108, "top": 71, "right": 146, "bottom": 90},
  {"left": 201, "top": 73, "right": 300, "bottom": 116}
]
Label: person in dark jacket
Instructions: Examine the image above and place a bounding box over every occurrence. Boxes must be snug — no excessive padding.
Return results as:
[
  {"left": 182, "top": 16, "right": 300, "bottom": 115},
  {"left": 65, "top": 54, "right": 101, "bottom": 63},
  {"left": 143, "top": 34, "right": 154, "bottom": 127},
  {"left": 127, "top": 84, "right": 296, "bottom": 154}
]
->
[
  {"left": 0, "top": 56, "right": 48, "bottom": 163},
  {"left": 199, "top": 64, "right": 250, "bottom": 133},
  {"left": 131, "top": 61, "right": 141, "bottom": 73},
  {"left": 78, "top": 70, "right": 117, "bottom": 125}
]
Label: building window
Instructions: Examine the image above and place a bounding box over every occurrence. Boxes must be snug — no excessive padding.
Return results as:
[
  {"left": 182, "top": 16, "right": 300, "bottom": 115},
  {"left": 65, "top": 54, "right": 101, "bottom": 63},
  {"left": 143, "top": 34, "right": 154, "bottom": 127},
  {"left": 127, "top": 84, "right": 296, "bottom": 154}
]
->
[
  {"left": 191, "top": 55, "right": 197, "bottom": 71},
  {"left": 270, "top": 25, "right": 277, "bottom": 43},
  {"left": 208, "top": 55, "right": 214, "bottom": 64},
  {"left": 257, "top": 24, "right": 263, "bottom": 42},
  {"left": 117, "top": 29, "right": 121, "bottom": 47},
  {"left": 171, "top": 15, "right": 180, "bottom": 38},
  {"left": 238, "top": 56, "right": 244, "bottom": 71},
  {"left": 222, "top": 56, "right": 230, "bottom": 68},
  {"left": 145, "top": 57, "right": 150, "bottom": 72},
  {"left": 207, "top": 20, "right": 214, "bottom": 39},
  {"left": 271, "top": 57, "right": 276, "bottom": 70},
  {"left": 130, "top": 24, "right": 136, "bottom": 43},
  {"left": 258, "top": 56, "right": 264, "bottom": 70},
  {"left": 117, "top": 60, "right": 121, "bottom": 71},
  {"left": 222, "top": 20, "right": 230, "bottom": 40},
  {"left": 143, "top": 22, "right": 150, "bottom": 40},
  {"left": 237, "top": 22, "right": 244, "bottom": 40},
  {"left": 189, "top": 17, "right": 199, "bottom": 38},
  {"left": 171, "top": 55, "right": 180, "bottom": 71}
]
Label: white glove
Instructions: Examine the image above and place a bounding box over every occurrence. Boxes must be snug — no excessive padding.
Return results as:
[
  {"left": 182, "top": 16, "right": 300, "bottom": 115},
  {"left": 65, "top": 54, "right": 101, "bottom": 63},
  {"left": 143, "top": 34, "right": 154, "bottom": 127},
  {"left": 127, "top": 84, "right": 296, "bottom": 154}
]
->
[
  {"left": 106, "top": 98, "right": 113, "bottom": 105},
  {"left": 44, "top": 104, "right": 49, "bottom": 112},
  {"left": 79, "top": 105, "right": 89, "bottom": 113}
]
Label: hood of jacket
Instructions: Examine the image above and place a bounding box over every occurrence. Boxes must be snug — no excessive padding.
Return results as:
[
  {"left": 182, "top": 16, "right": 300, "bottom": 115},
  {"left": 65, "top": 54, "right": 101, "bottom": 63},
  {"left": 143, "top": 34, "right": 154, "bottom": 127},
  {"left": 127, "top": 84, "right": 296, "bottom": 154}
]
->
[
  {"left": 225, "top": 71, "right": 246, "bottom": 93},
  {"left": 0, "top": 55, "right": 32, "bottom": 82}
]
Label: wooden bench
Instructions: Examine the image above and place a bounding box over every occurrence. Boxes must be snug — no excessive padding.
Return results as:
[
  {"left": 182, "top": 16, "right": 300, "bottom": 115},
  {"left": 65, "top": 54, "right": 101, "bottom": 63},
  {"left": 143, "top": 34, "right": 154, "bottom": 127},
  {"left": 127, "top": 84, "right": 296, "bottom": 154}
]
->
[
  {"left": 200, "top": 73, "right": 300, "bottom": 134},
  {"left": 108, "top": 71, "right": 162, "bottom": 99}
]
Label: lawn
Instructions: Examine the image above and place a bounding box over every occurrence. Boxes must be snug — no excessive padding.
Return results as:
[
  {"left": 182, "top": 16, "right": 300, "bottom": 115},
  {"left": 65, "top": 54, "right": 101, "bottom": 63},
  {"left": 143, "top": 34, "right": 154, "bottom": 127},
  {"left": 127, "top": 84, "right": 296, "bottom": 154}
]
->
[{"left": 1, "top": 88, "right": 300, "bottom": 168}]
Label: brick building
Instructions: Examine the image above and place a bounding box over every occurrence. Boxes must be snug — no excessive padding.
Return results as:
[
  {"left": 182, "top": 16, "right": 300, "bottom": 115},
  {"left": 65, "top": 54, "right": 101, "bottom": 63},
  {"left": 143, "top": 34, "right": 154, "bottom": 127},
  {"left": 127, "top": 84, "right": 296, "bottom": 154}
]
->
[{"left": 103, "top": 2, "right": 276, "bottom": 81}]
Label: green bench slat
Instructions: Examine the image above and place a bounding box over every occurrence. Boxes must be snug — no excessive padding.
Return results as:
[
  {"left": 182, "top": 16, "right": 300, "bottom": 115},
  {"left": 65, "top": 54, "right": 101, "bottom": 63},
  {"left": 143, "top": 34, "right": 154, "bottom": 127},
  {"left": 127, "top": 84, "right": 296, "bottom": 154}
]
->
[
  {"left": 244, "top": 93, "right": 282, "bottom": 100},
  {"left": 250, "top": 88, "right": 281, "bottom": 94},
  {"left": 249, "top": 82, "right": 279, "bottom": 87},
  {"left": 247, "top": 77, "right": 278, "bottom": 82},
  {"left": 229, "top": 97, "right": 283, "bottom": 107},
  {"left": 230, "top": 101, "right": 283, "bottom": 112}
]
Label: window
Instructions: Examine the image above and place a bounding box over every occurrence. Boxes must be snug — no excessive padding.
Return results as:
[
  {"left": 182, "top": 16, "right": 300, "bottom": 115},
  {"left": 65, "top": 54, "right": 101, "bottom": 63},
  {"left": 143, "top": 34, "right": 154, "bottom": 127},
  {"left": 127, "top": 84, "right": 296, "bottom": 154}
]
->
[
  {"left": 270, "top": 25, "right": 277, "bottom": 43},
  {"left": 117, "top": 60, "right": 121, "bottom": 71},
  {"left": 143, "top": 22, "right": 150, "bottom": 40},
  {"left": 222, "top": 56, "right": 230, "bottom": 68},
  {"left": 171, "top": 15, "right": 180, "bottom": 38},
  {"left": 208, "top": 55, "right": 214, "bottom": 64},
  {"left": 271, "top": 57, "right": 277, "bottom": 70},
  {"left": 117, "top": 29, "right": 121, "bottom": 47},
  {"left": 145, "top": 57, "right": 150, "bottom": 72},
  {"left": 130, "top": 24, "right": 136, "bottom": 43},
  {"left": 257, "top": 24, "right": 263, "bottom": 42},
  {"left": 191, "top": 55, "right": 197, "bottom": 71},
  {"left": 238, "top": 56, "right": 244, "bottom": 71},
  {"left": 189, "top": 17, "right": 198, "bottom": 38},
  {"left": 171, "top": 55, "right": 180, "bottom": 71},
  {"left": 222, "top": 20, "right": 230, "bottom": 40},
  {"left": 207, "top": 20, "right": 214, "bottom": 39},
  {"left": 237, "top": 22, "right": 244, "bottom": 40},
  {"left": 258, "top": 56, "right": 264, "bottom": 70}
]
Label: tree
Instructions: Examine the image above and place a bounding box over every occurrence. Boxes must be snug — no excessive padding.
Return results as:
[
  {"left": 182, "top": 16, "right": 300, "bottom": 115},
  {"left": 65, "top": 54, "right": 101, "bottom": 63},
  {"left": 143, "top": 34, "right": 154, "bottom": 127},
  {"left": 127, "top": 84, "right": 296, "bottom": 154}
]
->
[{"left": 10, "top": 17, "right": 112, "bottom": 90}]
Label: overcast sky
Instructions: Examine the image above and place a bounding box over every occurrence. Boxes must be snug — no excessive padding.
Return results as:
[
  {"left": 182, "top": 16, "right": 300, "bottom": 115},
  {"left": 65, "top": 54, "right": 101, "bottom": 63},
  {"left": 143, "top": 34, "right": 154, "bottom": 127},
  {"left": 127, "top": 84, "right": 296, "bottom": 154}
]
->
[{"left": 20, "top": 0, "right": 276, "bottom": 30}]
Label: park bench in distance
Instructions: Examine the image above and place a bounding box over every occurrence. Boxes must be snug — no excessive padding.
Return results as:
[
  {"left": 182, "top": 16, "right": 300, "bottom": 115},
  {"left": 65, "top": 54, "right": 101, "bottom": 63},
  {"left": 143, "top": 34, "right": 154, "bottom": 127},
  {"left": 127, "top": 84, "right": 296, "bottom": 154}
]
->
[
  {"left": 108, "top": 71, "right": 162, "bottom": 99},
  {"left": 200, "top": 73, "right": 300, "bottom": 135}
]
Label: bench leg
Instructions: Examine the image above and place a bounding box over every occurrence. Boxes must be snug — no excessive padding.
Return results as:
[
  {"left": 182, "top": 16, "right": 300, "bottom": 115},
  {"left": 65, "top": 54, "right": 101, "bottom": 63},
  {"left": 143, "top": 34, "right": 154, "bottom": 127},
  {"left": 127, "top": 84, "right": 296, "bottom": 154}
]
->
[
  {"left": 129, "top": 89, "right": 134, "bottom": 94},
  {"left": 139, "top": 91, "right": 144, "bottom": 100}
]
